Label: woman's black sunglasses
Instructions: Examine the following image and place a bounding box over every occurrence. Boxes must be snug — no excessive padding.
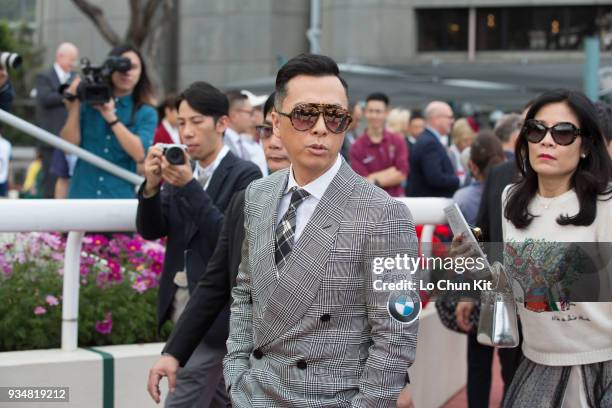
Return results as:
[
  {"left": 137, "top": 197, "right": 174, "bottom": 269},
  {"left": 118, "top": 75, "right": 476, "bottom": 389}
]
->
[
  {"left": 277, "top": 103, "right": 353, "bottom": 134},
  {"left": 522, "top": 119, "right": 582, "bottom": 146}
]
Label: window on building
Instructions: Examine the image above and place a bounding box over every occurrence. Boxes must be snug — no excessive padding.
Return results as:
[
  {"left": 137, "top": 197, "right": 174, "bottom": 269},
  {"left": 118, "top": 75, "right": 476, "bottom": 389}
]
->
[
  {"left": 418, "top": 6, "right": 612, "bottom": 52},
  {"left": 417, "top": 9, "right": 469, "bottom": 52},
  {"left": 476, "top": 6, "right": 612, "bottom": 51}
]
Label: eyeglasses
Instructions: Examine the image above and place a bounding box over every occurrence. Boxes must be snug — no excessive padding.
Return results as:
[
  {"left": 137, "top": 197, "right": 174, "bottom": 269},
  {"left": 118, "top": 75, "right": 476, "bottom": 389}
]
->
[
  {"left": 522, "top": 119, "right": 581, "bottom": 146},
  {"left": 236, "top": 108, "right": 254, "bottom": 116},
  {"left": 277, "top": 103, "right": 352, "bottom": 134},
  {"left": 255, "top": 124, "right": 273, "bottom": 139}
]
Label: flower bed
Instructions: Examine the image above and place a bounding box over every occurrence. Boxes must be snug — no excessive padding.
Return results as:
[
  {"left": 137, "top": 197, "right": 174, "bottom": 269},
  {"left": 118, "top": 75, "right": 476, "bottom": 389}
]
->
[{"left": 0, "top": 232, "right": 170, "bottom": 351}]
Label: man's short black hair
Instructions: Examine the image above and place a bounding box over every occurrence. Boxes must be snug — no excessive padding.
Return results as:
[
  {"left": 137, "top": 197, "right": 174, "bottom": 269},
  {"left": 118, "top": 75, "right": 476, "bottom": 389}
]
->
[
  {"left": 263, "top": 92, "right": 275, "bottom": 118},
  {"left": 275, "top": 53, "right": 348, "bottom": 108},
  {"left": 409, "top": 110, "right": 424, "bottom": 121},
  {"left": 225, "top": 90, "right": 248, "bottom": 110},
  {"left": 176, "top": 82, "right": 229, "bottom": 121},
  {"left": 366, "top": 92, "right": 389, "bottom": 106}
]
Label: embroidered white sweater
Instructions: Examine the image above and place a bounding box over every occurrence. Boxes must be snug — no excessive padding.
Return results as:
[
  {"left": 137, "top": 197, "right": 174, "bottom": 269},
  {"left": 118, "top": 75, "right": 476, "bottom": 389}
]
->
[{"left": 502, "top": 185, "right": 612, "bottom": 366}]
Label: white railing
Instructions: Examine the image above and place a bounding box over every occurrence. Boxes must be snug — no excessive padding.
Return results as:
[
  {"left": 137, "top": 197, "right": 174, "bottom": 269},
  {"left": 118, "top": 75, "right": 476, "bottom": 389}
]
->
[
  {"left": 0, "top": 197, "right": 450, "bottom": 351},
  {"left": 0, "top": 109, "right": 143, "bottom": 186}
]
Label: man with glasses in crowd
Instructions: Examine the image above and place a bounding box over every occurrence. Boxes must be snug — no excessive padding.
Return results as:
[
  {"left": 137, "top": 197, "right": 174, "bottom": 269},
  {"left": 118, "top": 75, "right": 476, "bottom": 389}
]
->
[
  {"left": 225, "top": 91, "right": 268, "bottom": 176},
  {"left": 407, "top": 101, "right": 460, "bottom": 198},
  {"left": 223, "top": 53, "right": 419, "bottom": 407}
]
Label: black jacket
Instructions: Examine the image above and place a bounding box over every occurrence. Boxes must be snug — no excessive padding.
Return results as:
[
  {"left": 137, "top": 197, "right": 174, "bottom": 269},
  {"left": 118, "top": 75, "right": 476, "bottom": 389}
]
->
[
  {"left": 406, "top": 128, "right": 459, "bottom": 198},
  {"left": 163, "top": 189, "right": 246, "bottom": 365},
  {"left": 475, "top": 160, "right": 519, "bottom": 263},
  {"left": 136, "top": 151, "right": 261, "bottom": 346}
]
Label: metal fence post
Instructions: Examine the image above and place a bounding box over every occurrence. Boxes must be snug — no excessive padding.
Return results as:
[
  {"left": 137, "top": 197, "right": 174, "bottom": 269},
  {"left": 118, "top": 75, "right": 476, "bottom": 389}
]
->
[{"left": 61, "top": 231, "right": 84, "bottom": 351}]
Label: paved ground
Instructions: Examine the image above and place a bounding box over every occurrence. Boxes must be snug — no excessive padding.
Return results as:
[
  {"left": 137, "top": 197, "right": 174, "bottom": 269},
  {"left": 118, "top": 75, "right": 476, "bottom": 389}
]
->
[{"left": 442, "top": 351, "right": 504, "bottom": 408}]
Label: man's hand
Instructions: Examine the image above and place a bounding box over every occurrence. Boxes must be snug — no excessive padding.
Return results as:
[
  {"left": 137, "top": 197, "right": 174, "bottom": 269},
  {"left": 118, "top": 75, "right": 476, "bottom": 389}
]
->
[
  {"left": 147, "top": 355, "right": 179, "bottom": 404},
  {"left": 143, "top": 145, "right": 164, "bottom": 197},
  {"left": 455, "top": 301, "right": 475, "bottom": 333},
  {"left": 93, "top": 97, "right": 118, "bottom": 124},
  {"left": 397, "top": 383, "right": 415, "bottom": 408},
  {"left": 160, "top": 151, "right": 192, "bottom": 187}
]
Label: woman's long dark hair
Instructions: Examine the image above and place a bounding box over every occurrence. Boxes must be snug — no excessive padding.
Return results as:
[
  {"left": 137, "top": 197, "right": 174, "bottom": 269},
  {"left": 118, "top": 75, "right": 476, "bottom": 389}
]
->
[
  {"left": 505, "top": 89, "right": 612, "bottom": 229},
  {"left": 109, "top": 44, "right": 155, "bottom": 109}
]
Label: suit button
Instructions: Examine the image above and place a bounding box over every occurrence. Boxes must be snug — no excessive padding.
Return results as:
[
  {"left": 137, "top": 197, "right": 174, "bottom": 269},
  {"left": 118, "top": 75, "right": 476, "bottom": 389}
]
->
[
  {"left": 320, "top": 313, "right": 331, "bottom": 322},
  {"left": 296, "top": 359, "right": 307, "bottom": 370},
  {"left": 253, "top": 349, "right": 263, "bottom": 359}
]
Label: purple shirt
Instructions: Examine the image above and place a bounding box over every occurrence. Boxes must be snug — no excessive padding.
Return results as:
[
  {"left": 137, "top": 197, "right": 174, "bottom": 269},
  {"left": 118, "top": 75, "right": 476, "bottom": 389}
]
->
[{"left": 349, "top": 129, "right": 409, "bottom": 197}]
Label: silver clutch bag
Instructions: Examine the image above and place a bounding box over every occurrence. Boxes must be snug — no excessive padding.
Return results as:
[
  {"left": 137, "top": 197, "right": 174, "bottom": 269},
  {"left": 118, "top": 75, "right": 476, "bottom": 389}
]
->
[{"left": 477, "top": 261, "right": 519, "bottom": 348}]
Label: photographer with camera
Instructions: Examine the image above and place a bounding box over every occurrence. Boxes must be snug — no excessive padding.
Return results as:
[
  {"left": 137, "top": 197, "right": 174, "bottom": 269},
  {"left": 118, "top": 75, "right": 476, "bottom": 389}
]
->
[
  {"left": 60, "top": 44, "right": 157, "bottom": 198},
  {"left": 137, "top": 81, "right": 261, "bottom": 407},
  {"left": 0, "top": 53, "right": 18, "bottom": 197}
]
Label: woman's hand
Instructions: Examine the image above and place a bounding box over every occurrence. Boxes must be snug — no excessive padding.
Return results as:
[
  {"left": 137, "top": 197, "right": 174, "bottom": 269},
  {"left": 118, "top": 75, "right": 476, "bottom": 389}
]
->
[
  {"left": 94, "top": 97, "right": 118, "bottom": 124},
  {"left": 63, "top": 77, "right": 81, "bottom": 109},
  {"left": 455, "top": 301, "right": 475, "bottom": 333}
]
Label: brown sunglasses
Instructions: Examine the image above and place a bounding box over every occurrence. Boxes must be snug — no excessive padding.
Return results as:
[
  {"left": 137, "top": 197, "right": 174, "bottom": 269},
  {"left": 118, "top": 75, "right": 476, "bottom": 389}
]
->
[{"left": 277, "top": 103, "right": 353, "bottom": 134}]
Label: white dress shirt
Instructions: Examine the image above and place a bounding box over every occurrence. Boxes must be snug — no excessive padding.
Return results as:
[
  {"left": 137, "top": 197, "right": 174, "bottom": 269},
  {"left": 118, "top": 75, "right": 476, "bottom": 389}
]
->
[
  {"left": 275, "top": 155, "right": 342, "bottom": 242},
  {"left": 53, "top": 63, "right": 71, "bottom": 84},
  {"left": 193, "top": 145, "right": 229, "bottom": 190}
]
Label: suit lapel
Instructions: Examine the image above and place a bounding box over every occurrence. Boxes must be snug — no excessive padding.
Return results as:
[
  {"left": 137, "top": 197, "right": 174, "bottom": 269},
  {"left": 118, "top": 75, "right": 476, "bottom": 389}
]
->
[
  {"left": 257, "top": 162, "right": 358, "bottom": 347},
  {"left": 184, "top": 152, "right": 236, "bottom": 245}
]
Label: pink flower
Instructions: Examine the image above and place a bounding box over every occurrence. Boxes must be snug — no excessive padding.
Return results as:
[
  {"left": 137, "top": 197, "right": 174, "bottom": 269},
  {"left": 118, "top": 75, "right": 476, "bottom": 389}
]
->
[
  {"left": 126, "top": 239, "right": 142, "bottom": 252},
  {"left": 34, "top": 306, "right": 47, "bottom": 315},
  {"left": 51, "top": 252, "right": 64, "bottom": 262},
  {"left": 80, "top": 264, "right": 90, "bottom": 276},
  {"left": 90, "top": 234, "right": 109, "bottom": 247},
  {"left": 95, "top": 312, "right": 113, "bottom": 335},
  {"left": 45, "top": 295, "right": 59, "bottom": 306},
  {"left": 107, "top": 260, "right": 122, "bottom": 282},
  {"left": 132, "top": 280, "right": 148, "bottom": 294},
  {"left": 151, "top": 262, "right": 162, "bottom": 275}
]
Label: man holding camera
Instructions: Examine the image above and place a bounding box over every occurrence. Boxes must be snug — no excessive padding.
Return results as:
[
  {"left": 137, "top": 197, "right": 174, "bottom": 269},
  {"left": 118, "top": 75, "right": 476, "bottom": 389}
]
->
[
  {"left": 34, "top": 42, "right": 79, "bottom": 198},
  {"left": 136, "top": 81, "right": 261, "bottom": 408}
]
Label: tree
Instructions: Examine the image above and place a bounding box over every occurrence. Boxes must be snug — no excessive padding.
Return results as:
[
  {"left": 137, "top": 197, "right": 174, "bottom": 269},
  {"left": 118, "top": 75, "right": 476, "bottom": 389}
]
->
[{"left": 70, "top": 0, "right": 177, "bottom": 94}]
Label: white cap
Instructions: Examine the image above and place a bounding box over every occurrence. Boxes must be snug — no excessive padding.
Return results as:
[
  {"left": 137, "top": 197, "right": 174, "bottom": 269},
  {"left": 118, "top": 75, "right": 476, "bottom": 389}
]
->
[{"left": 241, "top": 90, "right": 268, "bottom": 107}]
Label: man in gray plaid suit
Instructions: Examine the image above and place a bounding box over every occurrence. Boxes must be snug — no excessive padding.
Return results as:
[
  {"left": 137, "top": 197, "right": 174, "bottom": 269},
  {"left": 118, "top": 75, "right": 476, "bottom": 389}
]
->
[{"left": 224, "top": 53, "right": 419, "bottom": 407}]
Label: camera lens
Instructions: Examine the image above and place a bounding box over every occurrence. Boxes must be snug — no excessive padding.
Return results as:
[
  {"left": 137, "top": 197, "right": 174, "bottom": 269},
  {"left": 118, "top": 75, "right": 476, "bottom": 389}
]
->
[{"left": 165, "top": 146, "right": 185, "bottom": 165}]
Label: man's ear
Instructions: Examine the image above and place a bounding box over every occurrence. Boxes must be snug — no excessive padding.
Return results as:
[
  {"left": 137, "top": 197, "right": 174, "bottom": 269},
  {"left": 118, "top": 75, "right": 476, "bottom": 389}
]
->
[
  {"left": 215, "top": 115, "right": 229, "bottom": 134},
  {"left": 271, "top": 111, "right": 281, "bottom": 139}
]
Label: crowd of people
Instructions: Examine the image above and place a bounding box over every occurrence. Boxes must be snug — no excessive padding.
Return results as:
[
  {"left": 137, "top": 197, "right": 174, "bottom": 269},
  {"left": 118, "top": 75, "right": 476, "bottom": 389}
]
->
[{"left": 1, "top": 42, "right": 612, "bottom": 408}]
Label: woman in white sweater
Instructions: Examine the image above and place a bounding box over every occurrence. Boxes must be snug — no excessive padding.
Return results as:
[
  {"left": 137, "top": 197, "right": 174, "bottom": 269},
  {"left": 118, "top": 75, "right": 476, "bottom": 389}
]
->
[{"left": 502, "top": 89, "right": 612, "bottom": 407}]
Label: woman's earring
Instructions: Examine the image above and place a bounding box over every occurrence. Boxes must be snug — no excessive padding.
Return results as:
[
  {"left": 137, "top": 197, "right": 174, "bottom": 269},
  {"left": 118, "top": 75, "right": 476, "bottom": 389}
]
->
[{"left": 581, "top": 153, "right": 587, "bottom": 159}]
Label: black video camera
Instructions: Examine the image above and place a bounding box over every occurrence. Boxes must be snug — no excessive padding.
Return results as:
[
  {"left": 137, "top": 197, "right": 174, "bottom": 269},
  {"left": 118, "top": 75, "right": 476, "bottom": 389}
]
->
[{"left": 60, "top": 56, "right": 132, "bottom": 105}]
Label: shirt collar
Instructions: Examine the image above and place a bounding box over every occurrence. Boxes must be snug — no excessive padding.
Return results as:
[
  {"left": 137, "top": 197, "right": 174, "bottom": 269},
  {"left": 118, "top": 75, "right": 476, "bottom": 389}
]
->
[
  {"left": 53, "top": 63, "right": 69, "bottom": 83},
  {"left": 426, "top": 126, "right": 443, "bottom": 143},
  {"left": 224, "top": 127, "right": 241, "bottom": 143},
  {"left": 194, "top": 144, "right": 230, "bottom": 178},
  {"left": 362, "top": 129, "right": 389, "bottom": 146},
  {"left": 285, "top": 154, "right": 342, "bottom": 200}
]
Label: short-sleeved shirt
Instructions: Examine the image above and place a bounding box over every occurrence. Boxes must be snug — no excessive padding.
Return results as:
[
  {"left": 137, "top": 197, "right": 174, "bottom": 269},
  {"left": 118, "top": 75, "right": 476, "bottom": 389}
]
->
[
  {"left": 69, "top": 94, "right": 157, "bottom": 198},
  {"left": 349, "top": 129, "right": 409, "bottom": 197}
]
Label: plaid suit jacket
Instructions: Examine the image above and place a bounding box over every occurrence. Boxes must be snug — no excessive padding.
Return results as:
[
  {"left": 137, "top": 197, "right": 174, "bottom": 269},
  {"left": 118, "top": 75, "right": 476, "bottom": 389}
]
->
[{"left": 223, "top": 160, "right": 419, "bottom": 407}]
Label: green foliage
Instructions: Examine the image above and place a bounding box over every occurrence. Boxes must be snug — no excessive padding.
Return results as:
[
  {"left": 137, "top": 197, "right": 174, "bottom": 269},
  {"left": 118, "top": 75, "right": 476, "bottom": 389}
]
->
[{"left": 0, "top": 233, "right": 172, "bottom": 351}]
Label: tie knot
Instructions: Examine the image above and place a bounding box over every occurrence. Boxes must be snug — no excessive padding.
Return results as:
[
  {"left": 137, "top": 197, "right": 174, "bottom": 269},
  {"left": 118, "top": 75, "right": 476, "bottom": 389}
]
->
[{"left": 289, "top": 187, "right": 310, "bottom": 208}]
